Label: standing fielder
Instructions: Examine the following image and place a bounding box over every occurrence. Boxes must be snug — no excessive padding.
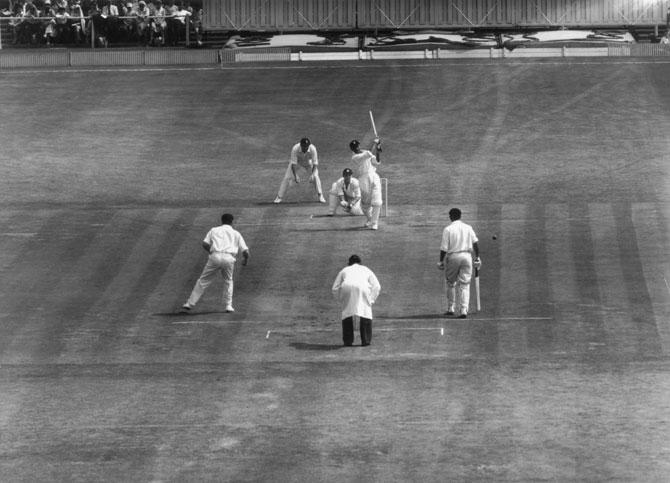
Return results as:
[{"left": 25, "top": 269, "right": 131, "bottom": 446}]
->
[
  {"left": 180, "top": 213, "right": 249, "bottom": 314},
  {"left": 349, "top": 137, "right": 383, "bottom": 230},
  {"left": 274, "top": 137, "right": 326, "bottom": 204},
  {"left": 327, "top": 168, "right": 364, "bottom": 216},
  {"left": 437, "top": 208, "right": 480, "bottom": 318}
]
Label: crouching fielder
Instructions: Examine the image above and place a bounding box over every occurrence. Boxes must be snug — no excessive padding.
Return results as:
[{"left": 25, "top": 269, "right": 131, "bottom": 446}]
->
[
  {"left": 274, "top": 137, "right": 326, "bottom": 204},
  {"left": 328, "top": 168, "right": 364, "bottom": 216},
  {"left": 332, "top": 254, "right": 381, "bottom": 346},
  {"left": 437, "top": 208, "right": 480, "bottom": 318},
  {"left": 349, "top": 138, "right": 382, "bottom": 230}
]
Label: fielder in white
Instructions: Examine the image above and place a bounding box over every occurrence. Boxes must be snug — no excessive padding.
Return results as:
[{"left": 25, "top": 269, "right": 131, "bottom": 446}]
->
[
  {"left": 438, "top": 208, "right": 480, "bottom": 318},
  {"left": 327, "top": 168, "right": 364, "bottom": 216},
  {"left": 349, "top": 138, "right": 383, "bottom": 230},
  {"left": 274, "top": 137, "right": 326, "bottom": 204},
  {"left": 332, "top": 254, "right": 381, "bottom": 346},
  {"left": 180, "top": 213, "right": 249, "bottom": 314}
]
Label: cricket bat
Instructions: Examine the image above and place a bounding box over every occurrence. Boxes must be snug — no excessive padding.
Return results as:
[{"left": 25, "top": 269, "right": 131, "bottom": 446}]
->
[{"left": 369, "top": 110, "right": 378, "bottom": 138}]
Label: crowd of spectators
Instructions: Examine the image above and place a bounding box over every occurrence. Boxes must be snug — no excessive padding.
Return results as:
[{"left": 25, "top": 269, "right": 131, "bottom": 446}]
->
[{"left": 1, "top": 0, "right": 202, "bottom": 47}]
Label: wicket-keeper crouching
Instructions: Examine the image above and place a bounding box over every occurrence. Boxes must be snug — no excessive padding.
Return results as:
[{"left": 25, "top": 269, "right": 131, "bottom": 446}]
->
[{"left": 327, "top": 168, "right": 364, "bottom": 216}]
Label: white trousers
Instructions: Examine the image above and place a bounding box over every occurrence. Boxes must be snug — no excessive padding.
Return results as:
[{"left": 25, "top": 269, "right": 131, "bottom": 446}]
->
[
  {"left": 359, "top": 171, "right": 382, "bottom": 225},
  {"left": 444, "top": 252, "right": 473, "bottom": 315},
  {"left": 187, "top": 253, "right": 236, "bottom": 307},
  {"left": 277, "top": 165, "right": 323, "bottom": 198}
]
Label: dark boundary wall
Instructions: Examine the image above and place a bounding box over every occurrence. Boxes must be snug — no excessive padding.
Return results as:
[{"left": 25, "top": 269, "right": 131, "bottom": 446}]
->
[{"left": 203, "top": 0, "right": 670, "bottom": 32}]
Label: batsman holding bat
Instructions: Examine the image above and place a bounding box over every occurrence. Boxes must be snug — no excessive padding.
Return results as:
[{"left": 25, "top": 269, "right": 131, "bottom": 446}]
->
[
  {"left": 349, "top": 136, "right": 383, "bottom": 230},
  {"left": 437, "top": 208, "right": 480, "bottom": 318}
]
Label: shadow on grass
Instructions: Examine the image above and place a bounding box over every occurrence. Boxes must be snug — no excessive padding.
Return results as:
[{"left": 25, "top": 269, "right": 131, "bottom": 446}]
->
[
  {"left": 290, "top": 342, "right": 344, "bottom": 351},
  {"left": 376, "top": 313, "right": 447, "bottom": 320},
  {"left": 154, "top": 310, "right": 233, "bottom": 317},
  {"left": 293, "top": 226, "right": 370, "bottom": 232},
  {"left": 256, "top": 201, "right": 314, "bottom": 206}
]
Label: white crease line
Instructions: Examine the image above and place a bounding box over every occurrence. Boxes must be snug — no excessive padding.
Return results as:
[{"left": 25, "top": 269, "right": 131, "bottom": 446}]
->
[
  {"left": 172, "top": 320, "right": 239, "bottom": 325},
  {"left": 470, "top": 317, "right": 553, "bottom": 321},
  {"left": 378, "top": 317, "right": 553, "bottom": 321},
  {"left": 174, "top": 317, "right": 553, "bottom": 326},
  {"left": 377, "top": 328, "right": 444, "bottom": 331}
]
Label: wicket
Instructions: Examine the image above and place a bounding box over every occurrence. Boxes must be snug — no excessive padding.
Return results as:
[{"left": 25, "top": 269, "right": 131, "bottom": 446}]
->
[{"left": 381, "top": 177, "right": 388, "bottom": 217}]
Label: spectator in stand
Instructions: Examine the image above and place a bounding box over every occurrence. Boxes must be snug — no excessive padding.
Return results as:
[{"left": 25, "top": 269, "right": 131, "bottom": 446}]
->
[
  {"left": 134, "top": 0, "right": 150, "bottom": 44},
  {"left": 164, "top": 0, "right": 178, "bottom": 45},
  {"left": 148, "top": 0, "right": 166, "bottom": 45},
  {"left": 41, "top": 0, "right": 56, "bottom": 45},
  {"left": 165, "top": 0, "right": 189, "bottom": 46},
  {"left": 53, "top": 4, "right": 70, "bottom": 42},
  {"left": 101, "top": 0, "right": 120, "bottom": 44},
  {"left": 121, "top": 1, "right": 136, "bottom": 41},
  {"left": 165, "top": 0, "right": 177, "bottom": 16},
  {"left": 68, "top": 0, "right": 85, "bottom": 43},
  {"left": 101, "top": 0, "right": 118, "bottom": 17},
  {"left": 189, "top": 2, "right": 202, "bottom": 46},
  {"left": 15, "top": 0, "right": 41, "bottom": 44},
  {"left": 9, "top": 1, "right": 22, "bottom": 44},
  {"left": 88, "top": 1, "right": 105, "bottom": 47}
]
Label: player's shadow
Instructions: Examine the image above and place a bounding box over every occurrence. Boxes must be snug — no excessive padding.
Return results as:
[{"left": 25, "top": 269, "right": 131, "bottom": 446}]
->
[
  {"left": 376, "top": 314, "right": 446, "bottom": 320},
  {"left": 294, "top": 226, "right": 365, "bottom": 232},
  {"left": 155, "top": 310, "right": 234, "bottom": 317},
  {"left": 256, "top": 201, "right": 311, "bottom": 206},
  {"left": 290, "top": 342, "right": 344, "bottom": 351}
]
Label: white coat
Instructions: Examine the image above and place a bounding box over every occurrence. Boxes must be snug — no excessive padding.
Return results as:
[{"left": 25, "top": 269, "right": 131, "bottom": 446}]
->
[{"left": 331, "top": 263, "right": 381, "bottom": 319}]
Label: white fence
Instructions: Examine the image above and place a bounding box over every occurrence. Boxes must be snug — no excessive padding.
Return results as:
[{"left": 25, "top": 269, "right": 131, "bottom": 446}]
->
[
  {"left": 281, "top": 46, "right": 633, "bottom": 62},
  {"left": 0, "top": 48, "right": 219, "bottom": 68},
  {"left": 1, "top": 44, "right": 669, "bottom": 68}
]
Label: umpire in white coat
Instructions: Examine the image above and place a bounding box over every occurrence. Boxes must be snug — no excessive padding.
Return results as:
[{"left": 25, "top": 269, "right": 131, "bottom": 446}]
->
[{"left": 331, "top": 254, "right": 381, "bottom": 346}]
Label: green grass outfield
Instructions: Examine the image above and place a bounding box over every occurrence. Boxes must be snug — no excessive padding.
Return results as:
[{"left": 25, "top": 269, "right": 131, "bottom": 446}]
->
[{"left": 0, "top": 58, "right": 669, "bottom": 481}]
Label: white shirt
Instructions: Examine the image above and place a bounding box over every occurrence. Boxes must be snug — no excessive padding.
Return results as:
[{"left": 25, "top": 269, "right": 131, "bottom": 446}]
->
[
  {"left": 333, "top": 176, "right": 361, "bottom": 202},
  {"left": 204, "top": 224, "right": 248, "bottom": 256},
  {"left": 332, "top": 264, "right": 381, "bottom": 319},
  {"left": 441, "top": 220, "right": 478, "bottom": 254},
  {"left": 174, "top": 7, "right": 191, "bottom": 23},
  {"left": 290, "top": 143, "right": 318, "bottom": 170},
  {"left": 351, "top": 149, "right": 379, "bottom": 177},
  {"left": 102, "top": 4, "right": 118, "bottom": 16}
]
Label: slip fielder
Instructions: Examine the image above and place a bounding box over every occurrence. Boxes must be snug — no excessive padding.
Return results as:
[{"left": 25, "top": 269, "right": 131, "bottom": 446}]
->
[{"left": 274, "top": 137, "right": 326, "bottom": 204}]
